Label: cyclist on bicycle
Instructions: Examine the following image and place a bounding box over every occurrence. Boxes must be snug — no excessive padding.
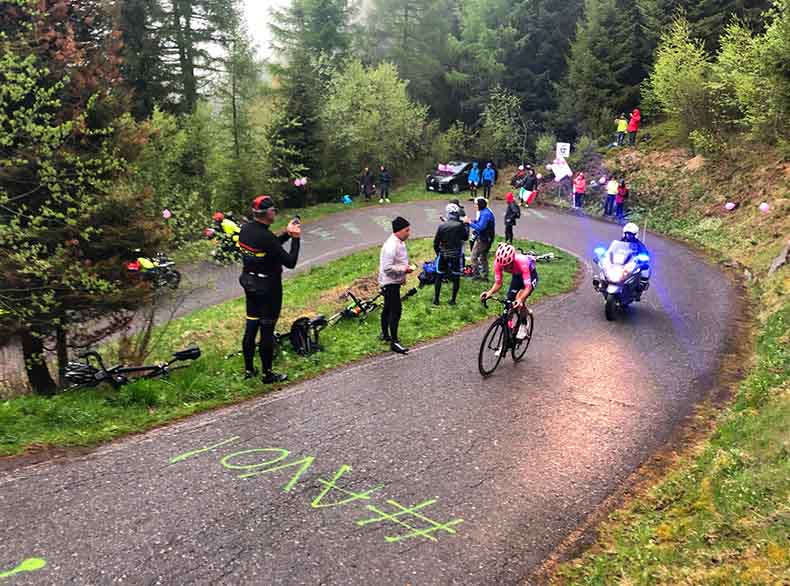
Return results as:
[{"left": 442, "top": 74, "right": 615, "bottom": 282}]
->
[{"left": 479, "top": 243, "right": 538, "bottom": 339}]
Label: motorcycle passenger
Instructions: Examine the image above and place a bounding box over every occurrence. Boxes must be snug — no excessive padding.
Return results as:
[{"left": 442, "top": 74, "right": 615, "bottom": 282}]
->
[
  {"left": 480, "top": 243, "right": 538, "bottom": 340},
  {"left": 237, "top": 195, "right": 301, "bottom": 383},
  {"left": 621, "top": 222, "right": 650, "bottom": 296},
  {"left": 433, "top": 203, "right": 469, "bottom": 306}
]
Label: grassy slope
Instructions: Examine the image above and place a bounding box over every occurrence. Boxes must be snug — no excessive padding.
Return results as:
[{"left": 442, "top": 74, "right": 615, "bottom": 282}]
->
[
  {"left": 0, "top": 238, "right": 578, "bottom": 457},
  {"left": 553, "top": 123, "right": 790, "bottom": 584}
]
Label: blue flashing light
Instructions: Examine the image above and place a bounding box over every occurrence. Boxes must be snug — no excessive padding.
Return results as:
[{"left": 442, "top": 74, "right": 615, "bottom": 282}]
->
[
  {"left": 594, "top": 247, "right": 606, "bottom": 258},
  {"left": 636, "top": 253, "right": 650, "bottom": 263}
]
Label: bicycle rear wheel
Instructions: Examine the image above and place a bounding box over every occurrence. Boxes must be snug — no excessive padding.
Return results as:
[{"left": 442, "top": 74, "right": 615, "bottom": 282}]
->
[
  {"left": 511, "top": 311, "right": 534, "bottom": 362},
  {"left": 478, "top": 319, "right": 507, "bottom": 376}
]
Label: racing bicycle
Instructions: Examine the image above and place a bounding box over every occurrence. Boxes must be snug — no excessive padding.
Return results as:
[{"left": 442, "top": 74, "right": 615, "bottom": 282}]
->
[
  {"left": 64, "top": 346, "right": 201, "bottom": 391},
  {"left": 478, "top": 297, "right": 534, "bottom": 376}
]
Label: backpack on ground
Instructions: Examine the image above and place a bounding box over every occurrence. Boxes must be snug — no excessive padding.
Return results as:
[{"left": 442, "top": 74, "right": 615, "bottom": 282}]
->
[
  {"left": 418, "top": 260, "right": 437, "bottom": 287},
  {"left": 288, "top": 317, "right": 322, "bottom": 356}
]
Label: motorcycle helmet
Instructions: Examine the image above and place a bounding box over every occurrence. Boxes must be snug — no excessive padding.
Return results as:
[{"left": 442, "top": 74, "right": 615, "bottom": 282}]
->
[
  {"left": 445, "top": 202, "right": 460, "bottom": 217},
  {"left": 212, "top": 211, "right": 225, "bottom": 222},
  {"left": 252, "top": 195, "right": 275, "bottom": 216},
  {"left": 495, "top": 243, "right": 516, "bottom": 266},
  {"left": 623, "top": 222, "right": 639, "bottom": 237}
]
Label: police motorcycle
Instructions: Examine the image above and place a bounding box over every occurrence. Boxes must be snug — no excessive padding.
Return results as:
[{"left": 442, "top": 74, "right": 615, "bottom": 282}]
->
[
  {"left": 592, "top": 233, "right": 650, "bottom": 321},
  {"left": 203, "top": 211, "right": 243, "bottom": 264}
]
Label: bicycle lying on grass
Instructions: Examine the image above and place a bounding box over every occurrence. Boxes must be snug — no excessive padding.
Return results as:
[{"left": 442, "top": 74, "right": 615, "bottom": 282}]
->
[
  {"left": 64, "top": 347, "right": 201, "bottom": 391},
  {"left": 478, "top": 297, "right": 534, "bottom": 376}
]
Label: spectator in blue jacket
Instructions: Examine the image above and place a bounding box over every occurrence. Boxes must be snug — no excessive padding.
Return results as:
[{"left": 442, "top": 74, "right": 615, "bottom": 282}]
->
[
  {"left": 465, "top": 197, "right": 496, "bottom": 280},
  {"left": 468, "top": 162, "right": 481, "bottom": 198},
  {"left": 482, "top": 163, "right": 496, "bottom": 198}
]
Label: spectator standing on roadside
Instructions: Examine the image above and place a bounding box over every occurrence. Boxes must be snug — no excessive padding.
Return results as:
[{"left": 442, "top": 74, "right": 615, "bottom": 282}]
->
[
  {"left": 522, "top": 168, "right": 538, "bottom": 207},
  {"left": 465, "top": 197, "right": 496, "bottom": 280},
  {"left": 359, "top": 167, "right": 375, "bottom": 202},
  {"left": 432, "top": 203, "right": 468, "bottom": 306},
  {"left": 615, "top": 113, "right": 628, "bottom": 146},
  {"left": 627, "top": 108, "right": 641, "bottom": 146},
  {"left": 615, "top": 179, "right": 629, "bottom": 222},
  {"left": 573, "top": 172, "right": 586, "bottom": 209},
  {"left": 237, "top": 195, "right": 301, "bottom": 384},
  {"left": 379, "top": 216, "right": 415, "bottom": 354},
  {"left": 604, "top": 177, "right": 618, "bottom": 216},
  {"left": 504, "top": 192, "right": 520, "bottom": 244},
  {"left": 378, "top": 165, "right": 392, "bottom": 203},
  {"left": 482, "top": 163, "right": 496, "bottom": 198},
  {"left": 468, "top": 162, "right": 481, "bottom": 198}
]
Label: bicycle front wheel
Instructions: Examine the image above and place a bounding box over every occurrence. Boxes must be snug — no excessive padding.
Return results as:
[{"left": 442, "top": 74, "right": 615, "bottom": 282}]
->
[
  {"left": 478, "top": 319, "right": 507, "bottom": 376},
  {"left": 511, "top": 311, "right": 534, "bottom": 362}
]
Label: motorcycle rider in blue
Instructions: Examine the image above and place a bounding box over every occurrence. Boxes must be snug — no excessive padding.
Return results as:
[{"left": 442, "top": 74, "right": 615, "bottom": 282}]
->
[
  {"left": 621, "top": 222, "right": 650, "bottom": 298},
  {"left": 482, "top": 163, "right": 496, "bottom": 198},
  {"left": 465, "top": 198, "right": 496, "bottom": 280},
  {"left": 468, "top": 162, "right": 481, "bottom": 198}
]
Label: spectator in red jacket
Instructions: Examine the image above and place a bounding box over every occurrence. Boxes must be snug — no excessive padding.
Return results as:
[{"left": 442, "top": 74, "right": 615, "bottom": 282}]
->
[
  {"left": 572, "top": 172, "right": 586, "bottom": 209},
  {"left": 627, "top": 108, "right": 641, "bottom": 146}
]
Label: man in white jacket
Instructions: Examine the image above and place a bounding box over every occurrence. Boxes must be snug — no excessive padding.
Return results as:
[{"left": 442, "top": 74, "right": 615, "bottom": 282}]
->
[{"left": 379, "top": 216, "right": 415, "bottom": 354}]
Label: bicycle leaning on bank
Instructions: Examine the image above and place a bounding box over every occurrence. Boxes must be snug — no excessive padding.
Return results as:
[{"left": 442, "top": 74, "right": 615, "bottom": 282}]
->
[{"left": 477, "top": 297, "right": 534, "bottom": 376}]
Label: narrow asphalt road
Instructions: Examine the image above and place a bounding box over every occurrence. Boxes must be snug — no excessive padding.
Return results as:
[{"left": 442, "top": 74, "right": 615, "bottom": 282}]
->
[{"left": 0, "top": 202, "right": 739, "bottom": 585}]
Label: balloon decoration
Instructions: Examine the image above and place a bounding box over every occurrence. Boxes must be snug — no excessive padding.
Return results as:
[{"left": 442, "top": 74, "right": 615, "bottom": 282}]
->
[
  {"left": 162, "top": 209, "right": 172, "bottom": 219},
  {"left": 759, "top": 202, "right": 770, "bottom": 213},
  {"left": 536, "top": 173, "right": 543, "bottom": 180},
  {"left": 599, "top": 176, "right": 607, "bottom": 185},
  {"left": 724, "top": 202, "right": 736, "bottom": 211}
]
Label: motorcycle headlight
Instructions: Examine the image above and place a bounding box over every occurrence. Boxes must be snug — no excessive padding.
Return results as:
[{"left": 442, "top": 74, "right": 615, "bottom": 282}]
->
[{"left": 606, "top": 267, "right": 625, "bottom": 282}]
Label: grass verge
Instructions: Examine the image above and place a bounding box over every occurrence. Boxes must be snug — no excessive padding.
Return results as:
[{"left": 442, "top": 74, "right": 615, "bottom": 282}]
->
[{"left": 0, "top": 238, "right": 578, "bottom": 458}]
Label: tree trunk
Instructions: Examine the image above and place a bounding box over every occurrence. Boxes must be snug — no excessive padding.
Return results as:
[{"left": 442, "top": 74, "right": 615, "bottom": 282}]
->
[
  {"left": 231, "top": 41, "right": 240, "bottom": 159},
  {"left": 56, "top": 325, "right": 68, "bottom": 388},
  {"left": 173, "top": 0, "right": 197, "bottom": 111},
  {"left": 20, "top": 329, "right": 57, "bottom": 396}
]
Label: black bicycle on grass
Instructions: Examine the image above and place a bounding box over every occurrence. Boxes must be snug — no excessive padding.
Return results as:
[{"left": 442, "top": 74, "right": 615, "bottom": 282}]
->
[
  {"left": 64, "top": 346, "right": 201, "bottom": 390},
  {"left": 478, "top": 297, "right": 534, "bottom": 376}
]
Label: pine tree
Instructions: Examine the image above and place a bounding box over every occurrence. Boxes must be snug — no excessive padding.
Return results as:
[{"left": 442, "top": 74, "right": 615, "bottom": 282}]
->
[
  {"left": 638, "top": 0, "right": 772, "bottom": 53},
  {"left": 558, "top": 0, "right": 650, "bottom": 137},
  {"left": 504, "top": 0, "right": 585, "bottom": 127},
  {"left": 365, "top": 0, "right": 460, "bottom": 124}
]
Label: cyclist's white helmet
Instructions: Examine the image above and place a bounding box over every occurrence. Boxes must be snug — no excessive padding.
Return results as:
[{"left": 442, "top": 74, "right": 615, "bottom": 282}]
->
[
  {"left": 495, "top": 243, "right": 516, "bottom": 265},
  {"left": 445, "top": 203, "right": 460, "bottom": 216},
  {"left": 623, "top": 222, "right": 639, "bottom": 237}
]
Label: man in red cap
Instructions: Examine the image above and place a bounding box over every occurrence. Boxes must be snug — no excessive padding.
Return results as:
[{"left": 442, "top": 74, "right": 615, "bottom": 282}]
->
[{"left": 237, "top": 195, "right": 301, "bottom": 383}]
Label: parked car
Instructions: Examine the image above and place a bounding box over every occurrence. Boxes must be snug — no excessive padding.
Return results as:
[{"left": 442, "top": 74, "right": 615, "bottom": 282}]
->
[{"left": 425, "top": 161, "right": 473, "bottom": 194}]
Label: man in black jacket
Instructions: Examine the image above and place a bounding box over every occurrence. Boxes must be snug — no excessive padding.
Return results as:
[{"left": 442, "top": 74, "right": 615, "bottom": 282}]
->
[
  {"left": 378, "top": 165, "right": 392, "bottom": 203},
  {"left": 237, "top": 195, "right": 301, "bottom": 383},
  {"left": 432, "top": 203, "right": 468, "bottom": 305}
]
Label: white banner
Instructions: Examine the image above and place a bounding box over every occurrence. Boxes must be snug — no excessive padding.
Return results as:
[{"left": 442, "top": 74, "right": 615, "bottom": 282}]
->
[{"left": 551, "top": 156, "right": 572, "bottom": 182}]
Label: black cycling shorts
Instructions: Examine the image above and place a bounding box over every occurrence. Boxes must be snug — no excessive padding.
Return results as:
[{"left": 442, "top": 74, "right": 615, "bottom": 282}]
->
[
  {"left": 240, "top": 274, "right": 282, "bottom": 323},
  {"left": 435, "top": 253, "right": 463, "bottom": 276},
  {"left": 507, "top": 268, "right": 538, "bottom": 301}
]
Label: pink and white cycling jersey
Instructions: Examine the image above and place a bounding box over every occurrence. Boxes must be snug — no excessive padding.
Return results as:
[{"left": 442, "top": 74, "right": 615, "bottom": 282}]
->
[{"left": 494, "top": 253, "right": 533, "bottom": 286}]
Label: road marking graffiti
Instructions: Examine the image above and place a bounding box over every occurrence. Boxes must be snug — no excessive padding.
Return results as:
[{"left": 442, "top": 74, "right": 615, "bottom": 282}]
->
[
  {"left": 0, "top": 558, "right": 47, "bottom": 580},
  {"left": 168, "top": 436, "right": 240, "bottom": 465},
  {"left": 168, "top": 437, "right": 462, "bottom": 544},
  {"left": 306, "top": 227, "right": 336, "bottom": 241},
  {"left": 356, "top": 499, "right": 464, "bottom": 543},
  {"left": 371, "top": 216, "right": 392, "bottom": 232},
  {"left": 341, "top": 222, "right": 361, "bottom": 236},
  {"left": 311, "top": 465, "right": 383, "bottom": 509}
]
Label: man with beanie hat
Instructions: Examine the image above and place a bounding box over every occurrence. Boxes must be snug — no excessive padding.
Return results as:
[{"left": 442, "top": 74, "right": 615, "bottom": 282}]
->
[
  {"left": 432, "top": 203, "right": 468, "bottom": 305},
  {"left": 378, "top": 216, "right": 415, "bottom": 354}
]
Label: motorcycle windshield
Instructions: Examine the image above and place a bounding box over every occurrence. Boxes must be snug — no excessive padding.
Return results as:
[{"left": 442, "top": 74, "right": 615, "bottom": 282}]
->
[
  {"left": 604, "top": 241, "right": 635, "bottom": 267},
  {"left": 601, "top": 241, "right": 638, "bottom": 283}
]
